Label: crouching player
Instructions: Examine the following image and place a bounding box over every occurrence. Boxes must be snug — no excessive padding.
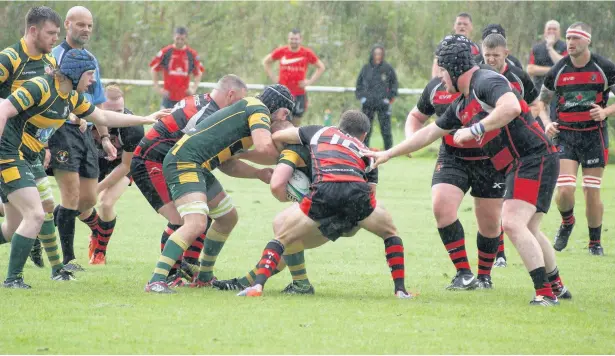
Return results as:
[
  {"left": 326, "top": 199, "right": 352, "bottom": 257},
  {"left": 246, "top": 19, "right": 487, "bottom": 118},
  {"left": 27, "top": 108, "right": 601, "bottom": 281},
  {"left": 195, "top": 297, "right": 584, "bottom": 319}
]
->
[
  {"left": 236, "top": 110, "right": 414, "bottom": 298},
  {"left": 144, "top": 85, "right": 295, "bottom": 293},
  {"left": 79, "top": 84, "right": 144, "bottom": 264}
]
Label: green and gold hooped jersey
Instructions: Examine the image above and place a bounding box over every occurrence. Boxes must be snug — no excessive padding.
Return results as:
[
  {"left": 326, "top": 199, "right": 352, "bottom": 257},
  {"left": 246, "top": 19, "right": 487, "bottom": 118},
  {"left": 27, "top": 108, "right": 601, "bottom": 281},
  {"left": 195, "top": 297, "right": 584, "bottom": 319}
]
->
[
  {"left": 0, "top": 38, "right": 56, "bottom": 99},
  {"left": 278, "top": 144, "right": 312, "bottom": 179},
  {"left": 3, "top": 74, "right": 95, "bottom": 162},
  {"left": 170, "top": 97, "right": 272, "bottom": 171}
]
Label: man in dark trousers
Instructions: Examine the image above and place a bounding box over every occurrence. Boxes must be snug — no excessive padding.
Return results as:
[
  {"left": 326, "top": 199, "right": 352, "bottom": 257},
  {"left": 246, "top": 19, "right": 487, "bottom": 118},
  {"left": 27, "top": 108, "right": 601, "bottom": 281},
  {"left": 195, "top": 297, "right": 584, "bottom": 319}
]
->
[{"left": 355, "top": 44, "right": 398, "bottom": 150}]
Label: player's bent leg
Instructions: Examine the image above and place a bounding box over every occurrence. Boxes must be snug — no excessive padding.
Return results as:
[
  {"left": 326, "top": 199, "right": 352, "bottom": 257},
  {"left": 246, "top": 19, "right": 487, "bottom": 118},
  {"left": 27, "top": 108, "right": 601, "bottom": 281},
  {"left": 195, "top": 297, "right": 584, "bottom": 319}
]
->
[
  {"left": 53, "top": 169, "right": 83, "bottom": 267},
  {"left": 553, "top": 159, "right": 579, "bottom": 252},
  {"left": 474, "top": 198, "right": 503, "bottom": 288},
  {"left": 3, "top": 188, "right": 46, "bottom": 289},
  {"left": 581, "top": 167, "right": 604, "bottom": 255},
  {"left": 528, "top": 213, "right": 571, "bottom": 300},
  {"left": 146, "top": 192, "right": 209, "bottom": 294},
  {"left": 238, "top": 204, "right": 320, "bottom": 297},
  {"left": 91, "top": 176, "right": 131, "bottom": 265},
  {"left": 358, "top": 204, "right": 412, "bottom": 298},
  {"left": 501, "top": 199, "right": 557, "bottom": 305}
]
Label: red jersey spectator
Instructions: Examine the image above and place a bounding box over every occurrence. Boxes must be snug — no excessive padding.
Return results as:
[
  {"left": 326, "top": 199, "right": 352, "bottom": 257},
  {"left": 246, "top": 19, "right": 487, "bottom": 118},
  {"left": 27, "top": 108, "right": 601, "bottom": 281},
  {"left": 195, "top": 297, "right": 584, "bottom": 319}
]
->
[
  {"left": 150, "top": 27, "right": 204, "bottom": 109},
  {"left": 263, "top": 28, "right": 326, "bottom": 126}
]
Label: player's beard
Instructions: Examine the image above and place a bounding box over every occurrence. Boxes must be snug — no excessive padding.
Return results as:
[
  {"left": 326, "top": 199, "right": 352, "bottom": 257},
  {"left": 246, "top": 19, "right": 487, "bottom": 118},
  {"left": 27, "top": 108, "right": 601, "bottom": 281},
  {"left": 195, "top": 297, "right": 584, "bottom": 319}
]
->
[{"left": 35, "top": 34, "right": 52, "bottom": 54}]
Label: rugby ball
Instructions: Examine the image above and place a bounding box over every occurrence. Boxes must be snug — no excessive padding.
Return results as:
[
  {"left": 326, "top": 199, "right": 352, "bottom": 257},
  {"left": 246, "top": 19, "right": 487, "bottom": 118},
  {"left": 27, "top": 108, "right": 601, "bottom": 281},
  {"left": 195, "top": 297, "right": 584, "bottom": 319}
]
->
[{"left": 286, "top": 170, "right": 310, "bottom": 202}]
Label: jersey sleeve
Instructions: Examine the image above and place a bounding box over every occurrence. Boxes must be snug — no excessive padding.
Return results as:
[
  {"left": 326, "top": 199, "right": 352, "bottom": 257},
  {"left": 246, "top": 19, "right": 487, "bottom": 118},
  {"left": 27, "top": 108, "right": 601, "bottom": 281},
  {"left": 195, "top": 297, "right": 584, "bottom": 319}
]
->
[
  {"left": 270, "top": 47, "right": 285, "bottom": 61},
  {"left": 118, "top": 125, "right": 144, "bottom": 153},
  {"left": 416, "top": 79, "right": 438, "bottom": 116},
  {"left": 71, "top": 92, "right": 95, "bottom": 118},
  {"left": 192, "top": 51, "right": 205, "bottom": 75},
  {"left": 475, "top": 72, "right": 513, "bottom": 107},
  {"left": 278, "top": 144, "right": 306, "bottom": 169},
  {"left": 149, "top": 48, "right": 166, "bottom": 71},
  {"left": 246, "top": 105, "right": 272, "bottom": 132},
  {"left": 7, "top": 80, "right": 42, "bottom": 113},
  {"left": 306, "top": 48, "right": 319, "bottom": 64},
  {"left": 520, "top": 70, "right": 539, "bottom": 103},
  {"left": 434, "top": 102, "right": 461, "bottom": 130},
  {"left": 298, "top": 125, "right": 324, "bottom": 145},
  {"left": 0, "top": 48, "right": 16, "bottom": 86},
  {"left": 528, "top": 47, "right": 536, "bottom": 65},
  {"left": 542, "top": 65, "right": 557, "bottom": 91}
]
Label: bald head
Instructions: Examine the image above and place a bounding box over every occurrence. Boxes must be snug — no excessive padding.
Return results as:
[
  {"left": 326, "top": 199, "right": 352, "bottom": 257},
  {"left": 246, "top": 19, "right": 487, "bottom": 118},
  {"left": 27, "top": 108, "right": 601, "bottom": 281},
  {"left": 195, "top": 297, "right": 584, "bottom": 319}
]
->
[
  {"left": 211, "top": 74, "right": 248, "bottom": 109},
  {"left": 65, "top": 6, "right": 93, "bottom": 47},
  {"left": 544, "top": 20, "right": 561, "bottom": 39}
]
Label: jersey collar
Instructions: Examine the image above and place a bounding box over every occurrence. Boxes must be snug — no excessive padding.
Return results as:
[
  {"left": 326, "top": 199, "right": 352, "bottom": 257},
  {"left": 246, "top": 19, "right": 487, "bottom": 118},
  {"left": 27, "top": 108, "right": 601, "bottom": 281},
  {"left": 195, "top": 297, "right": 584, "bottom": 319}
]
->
[{"left": 20, "top": 38, "right": 43, "bottom": 60}]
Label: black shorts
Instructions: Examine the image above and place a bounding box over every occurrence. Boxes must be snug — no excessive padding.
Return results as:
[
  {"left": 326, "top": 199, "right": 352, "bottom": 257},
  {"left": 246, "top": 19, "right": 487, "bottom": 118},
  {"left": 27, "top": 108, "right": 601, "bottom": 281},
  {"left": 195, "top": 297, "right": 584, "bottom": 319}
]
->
[
  {"left": 299, "top": 182, "right": 376, "bottom": 241},
  {"left": 432, "top": 149, "right": 506, "bottom": 199},
  {"left": 292, "top": 94, "right": 308, "bottom": 117},
  {"left": 161, "top": 97, "right": 179, "bottom": 109},
  {"left": 98, "top": 157, "right": 132, "bottom": 183},
  {"left": 556, "top": 126, "right": 609, "bottom": 168},
  {"left": 505, "top": 153, "right": 559, "bottom": 214},
  {"left": 48, "top": 124, "right": 99, "bottom": 179}
]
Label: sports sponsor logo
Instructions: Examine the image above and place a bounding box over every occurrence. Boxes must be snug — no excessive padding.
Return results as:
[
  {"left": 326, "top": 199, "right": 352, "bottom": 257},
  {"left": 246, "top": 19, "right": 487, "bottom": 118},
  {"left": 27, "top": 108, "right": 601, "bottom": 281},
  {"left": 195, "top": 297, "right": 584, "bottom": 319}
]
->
[
  {"left": 35, "top": 78, "right": 49, "bottom": 93},
  {"left": 492, "top": 182, "right": 504, "bottom": 189},
  {"left": 148, "top": 166, "right": 161, "bottom": 175},
  {"left": 16, "top": 90, "right": 30, "bottom": 107},
  {"left": 280, "top": 56, "right": 303, "bottom": 65},
  {"left": 561, "top": 90, "right": 596, "bottom": 110},
  {"left": 562, "top": 76, "right": 575, "bottom": 82},
  {"left": 587, "top": 158, "right": 599, "bottom": 165}
]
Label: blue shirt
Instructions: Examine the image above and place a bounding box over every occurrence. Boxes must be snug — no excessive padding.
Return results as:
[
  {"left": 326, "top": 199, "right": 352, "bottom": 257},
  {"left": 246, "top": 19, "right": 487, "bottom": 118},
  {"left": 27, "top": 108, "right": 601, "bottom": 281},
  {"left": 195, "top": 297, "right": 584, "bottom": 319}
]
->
[{"left": 53, "top": 41, "right": 105, "bottom": 123}]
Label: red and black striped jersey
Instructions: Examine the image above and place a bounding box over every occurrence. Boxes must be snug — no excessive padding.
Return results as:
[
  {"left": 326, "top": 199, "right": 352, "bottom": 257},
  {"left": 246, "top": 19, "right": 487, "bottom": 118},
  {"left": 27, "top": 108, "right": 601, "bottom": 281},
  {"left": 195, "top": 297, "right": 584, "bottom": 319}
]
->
[
  {"left": 134, "top": 93, "right": 219, "bottom": 162},
  {"left": 298, "top": 125, "right": 377, "bottom": 185},
  {"left": 436, "top": 69, "right": 554, "bottom": 171},
  {"left": 543, "top": 53, "right": 615, "bottom": 130},
  {"left": 501, "top": 63, "right": 539, "bottom": 105}
]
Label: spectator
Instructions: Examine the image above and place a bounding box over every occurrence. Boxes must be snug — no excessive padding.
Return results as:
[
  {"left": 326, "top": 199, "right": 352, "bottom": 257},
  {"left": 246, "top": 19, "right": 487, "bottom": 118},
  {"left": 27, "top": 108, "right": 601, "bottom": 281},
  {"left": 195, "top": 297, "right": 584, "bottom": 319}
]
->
[
  {"left": 150, "top": 27, "right": 204, "bottom": 109},
  {"left": 355, "top": 44, "right": 398, "bottom": 150},
  {"left": 431, "top": 13, "right": 480, "bottom": 78},
  {"left": 263, "top": 28, "right": 326, "bottom": 126},
  {"left": 527, "top": 20, "right": 567, "bottom": 90}
]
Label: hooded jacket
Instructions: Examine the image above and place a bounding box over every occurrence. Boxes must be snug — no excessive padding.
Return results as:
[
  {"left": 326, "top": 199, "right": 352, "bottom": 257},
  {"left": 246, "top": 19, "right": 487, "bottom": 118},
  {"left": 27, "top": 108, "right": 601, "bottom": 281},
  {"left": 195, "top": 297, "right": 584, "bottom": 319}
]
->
[{"left": 355, "top": 44, "right": 398, "bottom": 105}]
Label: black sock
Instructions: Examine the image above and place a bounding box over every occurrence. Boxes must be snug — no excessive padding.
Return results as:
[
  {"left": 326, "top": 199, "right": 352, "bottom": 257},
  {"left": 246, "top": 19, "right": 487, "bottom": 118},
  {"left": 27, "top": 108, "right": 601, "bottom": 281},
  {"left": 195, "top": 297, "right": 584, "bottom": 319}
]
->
[
  {"left": 559, "top": 208, "right": 575, "bottom": 226},
  {"left": 476, "top": 232, "right": 499, "bottom": 277},
  {"left": 589, "top": 225, "right": 602, "bottom": 247},
  {"left": 254, "top": 240, "right": 285, "bottom": 286},
  {"left": 384, "top": 236, "right": 406, "bottom": 292},
  {"left": 437, "top": 220, "right": 470, "bottom": 273},
  {"left": 496, "top": 230, "right": 506, "bottom": 259},
  {"left": 57, "top": 206, "right": 81, "bottom": 264}
]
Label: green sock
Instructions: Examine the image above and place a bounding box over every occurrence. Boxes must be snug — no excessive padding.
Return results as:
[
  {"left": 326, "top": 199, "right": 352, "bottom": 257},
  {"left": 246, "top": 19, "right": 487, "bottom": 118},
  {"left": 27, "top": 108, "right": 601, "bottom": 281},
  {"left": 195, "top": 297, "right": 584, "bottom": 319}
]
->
[
  {"left": 239, "top": 268, "right": 258, "bottom": 286},
  {"left": 284, "top": 250, "right": 310, "bottom": 287},
  {"left": 197, "top": 229, "right": 229, "bottom": 282},
  {"left": 150, "top": 232, "right": 188, "bottom": 283},
  {"left": 39, "top": 213, "right": 64, "bottom": 273},
  {"left": 6, "top": 233, "right": 36, "bottom": 281}
]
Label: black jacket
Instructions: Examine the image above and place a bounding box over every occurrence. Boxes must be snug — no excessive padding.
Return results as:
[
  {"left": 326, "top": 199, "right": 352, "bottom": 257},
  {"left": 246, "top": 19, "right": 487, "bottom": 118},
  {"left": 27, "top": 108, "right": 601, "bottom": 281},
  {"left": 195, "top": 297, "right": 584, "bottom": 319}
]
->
[{"left": 355, "top": 45, "right": 398, "bottom": 105}]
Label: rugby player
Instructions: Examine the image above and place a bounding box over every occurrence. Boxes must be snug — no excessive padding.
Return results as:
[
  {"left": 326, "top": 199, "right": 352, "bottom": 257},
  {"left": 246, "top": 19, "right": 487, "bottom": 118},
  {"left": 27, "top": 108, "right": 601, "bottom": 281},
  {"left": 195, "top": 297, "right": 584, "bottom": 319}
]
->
[
  {"left": 365, "top": 39, "right": 570, "bottom": 305},
  {"left": 0, "top": 49, "right": 165, "bottom": 288},
  {"left": 479, "top": 24, "right": 523, "bottom": 69},
  {"left": 539, "top": 22, "right": 615, "bottom": 256},
  {"left": 50, "top": 6, "right": 116, "bottom": 272},
  {"left": 80, "top": 84, "right": 144, "bottom": 265},
  {"left": 132, "top": 74, "right": 247, "bottom": 285},
  {"left": 236, "top": 110, "right": 413, "bottom": 299},
  {"left": 0, "top": 6, "right": 62, "bottom": 271},
  {"left": 144, "top": 84, "right": 294, "bottom": 293},
  {"left": 407, "top": 35, "right": 504, "bottom": 289}
]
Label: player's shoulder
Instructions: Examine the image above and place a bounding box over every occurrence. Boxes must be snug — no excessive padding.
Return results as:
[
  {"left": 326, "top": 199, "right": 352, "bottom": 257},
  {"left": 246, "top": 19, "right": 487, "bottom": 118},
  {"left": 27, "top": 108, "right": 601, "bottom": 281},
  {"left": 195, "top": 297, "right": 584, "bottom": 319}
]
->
[
  {"left": 475, "top": 68, "right": 505, "bottom": 82},
  {"left": 507, "top": 63, "right": 528, "bottom": 77},
  {"left": 242, "top": 96, "right": 268, "bottom": 110},
  {"left": 185, "top": 46, "right": 199, "bottom": 55},
  {"left": 530, "top": 41, "right": 545, "bottom": 52},
  {"left": 0, "top": 42, "right": 22, "bottom": 65},
  {"left": 590, "top": 53, "right": 615, "bottom": 68},
  {"left": 426, "top": 77, "right": 443, "bottom": 91}
]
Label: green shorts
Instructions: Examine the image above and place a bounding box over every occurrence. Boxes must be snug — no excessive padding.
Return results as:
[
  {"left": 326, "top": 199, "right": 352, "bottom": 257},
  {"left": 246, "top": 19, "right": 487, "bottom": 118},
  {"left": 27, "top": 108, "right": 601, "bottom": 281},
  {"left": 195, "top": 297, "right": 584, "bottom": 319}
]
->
[
  {"left": 163, "top": 154, "right": 223, "bottom": 202},
  {"left": 0, "top": 159, "right": 37, "bottom": 203},
  {"left": 27, "top": 150, "right": 47, "bottom": 180}
]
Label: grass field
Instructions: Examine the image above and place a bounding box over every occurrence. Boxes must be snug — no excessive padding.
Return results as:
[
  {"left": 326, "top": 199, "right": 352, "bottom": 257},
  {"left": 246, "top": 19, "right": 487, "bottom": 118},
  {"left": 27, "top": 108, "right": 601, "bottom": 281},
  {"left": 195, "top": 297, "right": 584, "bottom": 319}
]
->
[{"left": 0, "top": 157, "right": 614, "bottom": 354}]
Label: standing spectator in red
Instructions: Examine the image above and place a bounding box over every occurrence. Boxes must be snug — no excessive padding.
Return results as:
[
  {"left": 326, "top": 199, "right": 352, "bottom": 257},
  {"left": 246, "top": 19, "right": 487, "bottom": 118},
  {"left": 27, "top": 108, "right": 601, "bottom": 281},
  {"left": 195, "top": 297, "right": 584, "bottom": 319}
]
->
[
  {"left": 150, "top": 27, "right": 204, "bottom": 109},
  {"left": 263, "top": 28, "right": 326, "bottom": 126}
]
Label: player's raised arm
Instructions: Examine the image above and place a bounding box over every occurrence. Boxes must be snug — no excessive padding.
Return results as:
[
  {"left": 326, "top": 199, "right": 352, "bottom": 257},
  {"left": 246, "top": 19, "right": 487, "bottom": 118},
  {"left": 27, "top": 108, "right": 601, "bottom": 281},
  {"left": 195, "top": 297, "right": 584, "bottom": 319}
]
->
[{"left": 84, "top": 105, "right": 167, "bottom": 128}]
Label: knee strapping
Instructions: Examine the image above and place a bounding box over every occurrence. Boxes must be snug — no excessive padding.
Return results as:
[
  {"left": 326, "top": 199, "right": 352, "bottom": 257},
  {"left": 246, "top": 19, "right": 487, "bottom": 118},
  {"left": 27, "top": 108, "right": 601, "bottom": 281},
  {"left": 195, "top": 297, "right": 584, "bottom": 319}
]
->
[
  {"left": 36, "top": 177, "right": 54, "bottom": 202},
  {"left": 582, "top": 175, "right": 602, "bottom": 189},
  {"left": 176, "top": 201, "right": 209, "bottom": 218},
  {"left": 209, "top": 195, "right": 234, "bottom": 219},
  {"left": 556, "top": 174, "right": 576, "bottom": 187}
]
